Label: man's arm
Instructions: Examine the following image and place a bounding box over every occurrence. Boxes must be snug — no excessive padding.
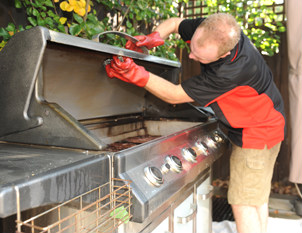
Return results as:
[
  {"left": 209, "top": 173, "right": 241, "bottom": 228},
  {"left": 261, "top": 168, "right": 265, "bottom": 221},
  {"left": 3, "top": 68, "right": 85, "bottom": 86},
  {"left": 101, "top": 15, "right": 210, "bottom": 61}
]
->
[
  {"left": 145, "top": 73, "right": 194, "bottom": 104},
  {"left": 142, "top": 18, "right": 191, "bottom": 104},
  {"left": 154, "top": 17, "right": 184, "bottom": 39},
  {"left": 126, "top": 18, "right": 184, "bottom": 51},
  {"left": 105, "top": 56, "right": 194, "bottom": 104}
]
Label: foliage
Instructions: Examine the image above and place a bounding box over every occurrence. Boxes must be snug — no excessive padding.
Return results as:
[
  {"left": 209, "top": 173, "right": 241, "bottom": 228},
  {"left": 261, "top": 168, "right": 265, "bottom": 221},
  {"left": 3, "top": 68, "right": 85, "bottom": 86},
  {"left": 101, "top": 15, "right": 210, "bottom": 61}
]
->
[
  {"left": 203, "top": 0, "right": 286, "bottom": 56},
  {"left": 0, "top": 0, "right": 188, "bottom": 60},
  {"left": 0, "top": 0, "right": 286, "bottom": 57}
]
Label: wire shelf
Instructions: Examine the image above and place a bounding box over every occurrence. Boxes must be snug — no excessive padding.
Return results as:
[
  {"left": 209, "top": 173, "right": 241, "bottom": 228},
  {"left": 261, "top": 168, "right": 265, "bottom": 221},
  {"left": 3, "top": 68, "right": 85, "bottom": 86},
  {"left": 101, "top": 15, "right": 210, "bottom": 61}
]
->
[{"left": 15, "top": 178, "right": 132, "bottom": 233}]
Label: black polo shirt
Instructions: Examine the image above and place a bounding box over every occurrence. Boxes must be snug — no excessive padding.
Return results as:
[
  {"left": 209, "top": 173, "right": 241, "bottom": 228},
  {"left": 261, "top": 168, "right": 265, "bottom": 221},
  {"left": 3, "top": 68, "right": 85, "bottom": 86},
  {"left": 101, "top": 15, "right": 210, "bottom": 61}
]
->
[{"left": 179, "top": 18, "right": 285, "bottom": 149}]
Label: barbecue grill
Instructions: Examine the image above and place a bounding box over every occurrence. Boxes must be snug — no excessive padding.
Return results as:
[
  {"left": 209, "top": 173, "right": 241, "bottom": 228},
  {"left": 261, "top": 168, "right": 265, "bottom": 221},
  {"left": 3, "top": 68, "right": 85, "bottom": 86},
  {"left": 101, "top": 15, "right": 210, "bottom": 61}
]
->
[{"left": 0, "top": 27, "right": 231, "bottom": 233}]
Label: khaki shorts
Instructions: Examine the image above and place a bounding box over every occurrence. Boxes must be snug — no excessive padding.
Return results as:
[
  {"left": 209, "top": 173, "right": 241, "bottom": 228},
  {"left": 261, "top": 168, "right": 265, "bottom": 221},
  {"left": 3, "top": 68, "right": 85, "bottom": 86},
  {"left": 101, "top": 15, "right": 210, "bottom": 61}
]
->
[{"left": 227, "top": 143, "right": 281, "bottom": 206}]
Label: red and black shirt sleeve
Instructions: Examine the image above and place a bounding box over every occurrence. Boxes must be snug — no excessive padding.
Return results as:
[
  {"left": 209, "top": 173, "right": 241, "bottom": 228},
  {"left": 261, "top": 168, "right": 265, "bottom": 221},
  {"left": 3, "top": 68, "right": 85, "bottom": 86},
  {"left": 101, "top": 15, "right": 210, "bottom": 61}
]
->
[{"left": 178, "top": 18, "right": 285, "bottom": 149}]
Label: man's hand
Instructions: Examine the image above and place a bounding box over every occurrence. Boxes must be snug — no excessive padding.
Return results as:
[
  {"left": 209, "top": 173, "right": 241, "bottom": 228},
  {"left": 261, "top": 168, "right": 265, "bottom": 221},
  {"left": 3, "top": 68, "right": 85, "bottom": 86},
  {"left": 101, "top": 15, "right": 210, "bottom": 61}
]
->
[
  {"left": 125, "top": 31, "right": 164, "bottom": 52},
  {"left": 105, "top": 56, "right": 149, "bottom": 87}
]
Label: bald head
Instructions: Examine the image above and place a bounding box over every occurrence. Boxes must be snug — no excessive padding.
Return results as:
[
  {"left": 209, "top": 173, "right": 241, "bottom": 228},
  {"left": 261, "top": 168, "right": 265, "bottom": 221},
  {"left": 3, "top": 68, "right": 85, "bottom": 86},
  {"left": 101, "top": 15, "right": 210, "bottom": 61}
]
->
[{"left": 196, "top": 13, "right": 241, "bottom": 57}]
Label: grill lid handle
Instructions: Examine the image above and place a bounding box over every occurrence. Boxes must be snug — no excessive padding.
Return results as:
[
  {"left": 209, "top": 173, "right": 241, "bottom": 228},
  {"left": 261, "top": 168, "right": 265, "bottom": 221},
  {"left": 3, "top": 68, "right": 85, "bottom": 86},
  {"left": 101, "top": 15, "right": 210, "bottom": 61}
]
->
[{"left": 92, "top": 31, "right": 149, "bottom": 55}]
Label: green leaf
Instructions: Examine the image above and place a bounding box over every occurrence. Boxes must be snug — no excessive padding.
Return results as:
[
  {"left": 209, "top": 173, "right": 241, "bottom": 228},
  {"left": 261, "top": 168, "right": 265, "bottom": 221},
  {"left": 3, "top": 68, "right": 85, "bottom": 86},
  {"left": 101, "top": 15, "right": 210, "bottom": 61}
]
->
[
  {"left": 53, "top": 15, "right": 60, "bottom": 21},
  {"left": 45, "top": 17, "right": 54, "bottom": 27},
  {"left": 73, "top": 13, "right": 83, "bottom": 24},
  {"left": 15, "top": 0, "right": 22, "bottom": 8},
  {"left": 0, "top": 28, "right": 9, "bottom": 37},
  {"left": 47, "top": 10, "right": 55, "bottom": 17},
  {"left": 126, "top": 21, "right": 132, "bottom": 28},
  {"left": 44, "top": 0, "right": 54, "bottom": 8},
  {"left": 28, "top": 17, "right": 37, "bottom": 26},
  {"left": 6, "top": 23, "right": 15, "bottom": 32},
  {"left": 34, "top": 0, "right": 42, "bottom": 7},
  {"left": 87, "top": 14, "right": 98, "bottom": 23},
  {"left": 57, "top": 24, "right": 66, "bottom": 33},
  {"left": 278, "top": 26, "right": 286, "bottom": 32},
  {"left": 26, "top": 7, "right": 33, "bottom": 15},
  {"left": 18, "top": 25, "right": 25, "bottom": 31},
  {"left": 110, "top": 206, "right": 130, "bottom": 224},
  {"left": 37, "top": 16, "right": 45, "bottom": 26},
  {"left": 32, "top": 8, "right": 40, "bottom": 17},
  {"left": 69, "top": 24, "right": 82, "bottom": 36}
]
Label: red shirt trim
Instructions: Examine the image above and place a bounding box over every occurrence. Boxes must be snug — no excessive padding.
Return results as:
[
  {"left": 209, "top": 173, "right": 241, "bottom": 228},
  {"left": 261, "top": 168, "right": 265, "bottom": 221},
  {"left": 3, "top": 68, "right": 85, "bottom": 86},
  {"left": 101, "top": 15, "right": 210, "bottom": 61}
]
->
[{"left": 231, "top": 44, "right": 239, "bottom": 62}]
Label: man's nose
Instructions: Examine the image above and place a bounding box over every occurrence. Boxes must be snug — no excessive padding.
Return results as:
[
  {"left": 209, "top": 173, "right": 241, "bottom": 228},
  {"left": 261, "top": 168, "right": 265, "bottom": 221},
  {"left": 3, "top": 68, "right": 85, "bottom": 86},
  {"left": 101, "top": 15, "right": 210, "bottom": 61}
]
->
[{"left": 189, "top": 52, "right": 194, "bottom": 60}]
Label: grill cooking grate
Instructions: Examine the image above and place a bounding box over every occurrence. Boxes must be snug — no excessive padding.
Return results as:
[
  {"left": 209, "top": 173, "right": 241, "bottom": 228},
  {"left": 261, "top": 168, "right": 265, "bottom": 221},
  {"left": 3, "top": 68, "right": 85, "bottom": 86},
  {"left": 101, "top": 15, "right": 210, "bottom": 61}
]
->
[
  {"left": 15, "top": 178, "right": 132, "bottom": 233},
  {"left": 106, "top": 135, "right": 161, "bottom": 152}
]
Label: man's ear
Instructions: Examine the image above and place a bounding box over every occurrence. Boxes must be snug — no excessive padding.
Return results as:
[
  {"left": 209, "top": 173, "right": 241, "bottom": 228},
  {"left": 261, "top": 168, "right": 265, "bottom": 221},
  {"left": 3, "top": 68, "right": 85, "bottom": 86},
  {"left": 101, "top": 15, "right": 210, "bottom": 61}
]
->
[{"left": 220, "top": 51, "right": 231, "bottom": 58}]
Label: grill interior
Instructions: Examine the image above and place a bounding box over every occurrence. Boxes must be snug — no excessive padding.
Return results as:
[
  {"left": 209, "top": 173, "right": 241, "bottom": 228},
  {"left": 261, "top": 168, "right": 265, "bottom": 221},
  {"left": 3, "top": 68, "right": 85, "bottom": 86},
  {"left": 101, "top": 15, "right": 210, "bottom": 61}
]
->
[{"left": 80, "top": 114, "right": 202, "bottom": 150}]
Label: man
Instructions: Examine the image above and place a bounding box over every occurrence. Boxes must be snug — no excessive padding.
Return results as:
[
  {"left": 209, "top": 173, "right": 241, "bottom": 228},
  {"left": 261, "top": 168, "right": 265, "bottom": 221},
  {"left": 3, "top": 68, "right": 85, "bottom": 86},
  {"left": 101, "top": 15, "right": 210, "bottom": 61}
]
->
[{"left": 106, "top": 13, "right": 285, "bottom": 233}]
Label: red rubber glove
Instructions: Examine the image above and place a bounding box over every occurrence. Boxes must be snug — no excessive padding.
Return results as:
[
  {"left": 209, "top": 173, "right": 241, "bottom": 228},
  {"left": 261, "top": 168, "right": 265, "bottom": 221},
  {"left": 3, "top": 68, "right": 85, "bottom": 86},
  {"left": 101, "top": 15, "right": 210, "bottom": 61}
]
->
[
  {"left": 105, "top": 56, "right": 150, "bottom": 87},
  {"left": 125, "top": 31, "right": 164, "bottom": 52}
]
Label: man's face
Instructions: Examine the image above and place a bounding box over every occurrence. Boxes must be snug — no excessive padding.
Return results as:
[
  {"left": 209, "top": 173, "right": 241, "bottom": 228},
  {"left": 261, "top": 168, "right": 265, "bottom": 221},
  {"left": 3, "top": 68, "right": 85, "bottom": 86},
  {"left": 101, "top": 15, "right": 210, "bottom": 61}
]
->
[{"left": 189, "top": 28, "right": 221, "bottom": 64}]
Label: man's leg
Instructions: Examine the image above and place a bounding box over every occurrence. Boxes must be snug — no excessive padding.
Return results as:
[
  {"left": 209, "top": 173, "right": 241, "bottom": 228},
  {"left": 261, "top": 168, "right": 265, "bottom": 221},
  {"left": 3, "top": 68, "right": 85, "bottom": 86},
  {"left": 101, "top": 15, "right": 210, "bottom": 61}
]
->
[
  {"left": 256, "top": 203, "right": 269, "bottom": 233},
  {"left": 231, "top": 203, "right": 268, "bottom": 233},
  {"left": 227, "top": 143, "right": 281, "bottom": 233}
]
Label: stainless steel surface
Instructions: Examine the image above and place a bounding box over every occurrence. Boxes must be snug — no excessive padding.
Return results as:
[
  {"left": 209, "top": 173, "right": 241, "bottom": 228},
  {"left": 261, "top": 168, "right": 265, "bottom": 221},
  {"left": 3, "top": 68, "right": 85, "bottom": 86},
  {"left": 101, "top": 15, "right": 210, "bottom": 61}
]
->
[
  {"left": 176, "top": 204, "right": 197, "bottom": 224},
  {"left": 0, "top": 26, "right": 181, "bottom": 150},
  {"left": 198, "top": 185, "right": 214, "bottom": 201},
  {"left": 0, "top": 27, "right": 48, "bottom": 137},
  {"left": 122, "top": 169, "right": 211, "bottom": 233},
  {"left": 92, "top": 31, "right": 149, "bottom": 55},
  {"left": 0, "top": 143, "right": 110, "bottom": 218},
  {"left": 0, "top": 26, "right": 230, "bottom": 233},
  {"left": 48, "top": 29, "right": 179, "bottom": 67},
  {"left": 115, "top": 119, "right": 231, "bottom": 223}
]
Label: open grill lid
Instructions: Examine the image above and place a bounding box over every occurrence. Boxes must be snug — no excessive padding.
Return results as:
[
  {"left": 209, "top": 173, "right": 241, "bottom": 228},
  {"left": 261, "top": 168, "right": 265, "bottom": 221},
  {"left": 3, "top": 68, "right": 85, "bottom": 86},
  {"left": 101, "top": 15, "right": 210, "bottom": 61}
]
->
[{"left": 0, "top": 27, "right": 181, "bottom": 150}]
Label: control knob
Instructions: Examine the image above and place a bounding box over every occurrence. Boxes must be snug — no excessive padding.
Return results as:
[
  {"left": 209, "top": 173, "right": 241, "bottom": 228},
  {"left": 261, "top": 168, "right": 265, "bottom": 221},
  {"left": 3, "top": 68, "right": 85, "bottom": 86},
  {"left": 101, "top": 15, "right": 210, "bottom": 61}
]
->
[
  {"left": 182, "top": 147, "right": 197, "bottom": 163},
  {"left": 165, "top": 155, "right": 182, "bottom": 173},
  {"left": 195, "top": 141, "right": 209, "bottom": 156},
  {"left": 144, "top": 166, "right": 163, "bottom": 187}
]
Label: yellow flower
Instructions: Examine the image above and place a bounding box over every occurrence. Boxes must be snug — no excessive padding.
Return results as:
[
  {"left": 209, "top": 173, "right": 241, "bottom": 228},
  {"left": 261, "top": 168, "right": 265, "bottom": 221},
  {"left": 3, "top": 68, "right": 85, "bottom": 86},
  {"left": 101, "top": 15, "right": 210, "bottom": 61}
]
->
[
  {"left": 77, "top": 0, "right": 86, "bottom": 8},
  {"left": 74, "top": 7, "right": 86, "bottom": 16},
  {"left": 68, "top": 0, "right": 77, "bottom": 6},
  {"left": 60, "top": 1, "right": 73, "bottom": 12},
  {"left": 54, "top": 0, "right": 60, "bottom": 2},
  {"left": 59, "top": 17, "right": 67, "bottom": 24},
  {"left": 60, "top": 0, "right": 91, "bottom": 16}
]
